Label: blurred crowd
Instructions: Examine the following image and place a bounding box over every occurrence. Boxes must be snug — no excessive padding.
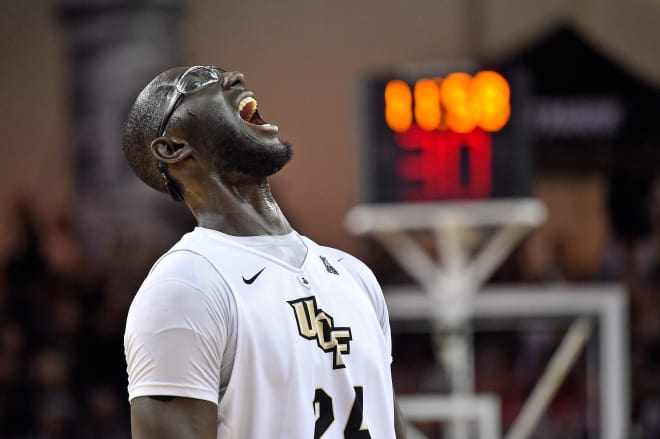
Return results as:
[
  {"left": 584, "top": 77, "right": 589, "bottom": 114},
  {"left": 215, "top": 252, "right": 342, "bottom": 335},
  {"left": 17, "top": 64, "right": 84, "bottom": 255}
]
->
[
  {"left": 1, "top": 179, "right": 659, "bottom": 438},
  {"left": 0, "top": 200, "right": 133, "bottom": 439}
]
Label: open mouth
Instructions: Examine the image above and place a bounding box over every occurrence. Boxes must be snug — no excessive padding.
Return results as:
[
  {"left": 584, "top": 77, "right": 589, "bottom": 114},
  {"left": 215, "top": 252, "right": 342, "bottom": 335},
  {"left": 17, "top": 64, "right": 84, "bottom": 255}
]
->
[{"left": 238, "top": 96, "right": 269, "bottom": 126}]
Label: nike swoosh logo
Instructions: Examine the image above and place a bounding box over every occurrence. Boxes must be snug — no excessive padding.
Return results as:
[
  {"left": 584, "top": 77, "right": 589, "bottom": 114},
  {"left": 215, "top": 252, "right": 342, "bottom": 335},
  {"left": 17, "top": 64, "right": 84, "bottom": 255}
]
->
[{"left": 242, "top": 267, "right": 266, "bottom": 284}]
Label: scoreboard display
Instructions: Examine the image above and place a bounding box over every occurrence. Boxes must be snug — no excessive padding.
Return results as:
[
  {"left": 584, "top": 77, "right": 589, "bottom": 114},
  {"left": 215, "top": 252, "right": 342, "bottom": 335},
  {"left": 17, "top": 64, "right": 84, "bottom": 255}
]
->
[{"left": 358, "top": 64, "right": 532, "bottom": 203}]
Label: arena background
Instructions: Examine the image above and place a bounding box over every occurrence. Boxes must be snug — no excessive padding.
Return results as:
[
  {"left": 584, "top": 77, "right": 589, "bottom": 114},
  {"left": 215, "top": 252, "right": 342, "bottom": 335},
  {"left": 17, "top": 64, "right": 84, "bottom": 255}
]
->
[{"left": 0, "top": 0, "right": 658, "bottom": 438}]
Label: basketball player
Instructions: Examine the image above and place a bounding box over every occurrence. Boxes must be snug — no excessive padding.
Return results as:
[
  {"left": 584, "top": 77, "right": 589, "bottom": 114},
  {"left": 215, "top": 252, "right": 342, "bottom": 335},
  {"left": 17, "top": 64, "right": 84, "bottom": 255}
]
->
[{"left": 122, "top": 66, "right": 406, "bottom": 438}]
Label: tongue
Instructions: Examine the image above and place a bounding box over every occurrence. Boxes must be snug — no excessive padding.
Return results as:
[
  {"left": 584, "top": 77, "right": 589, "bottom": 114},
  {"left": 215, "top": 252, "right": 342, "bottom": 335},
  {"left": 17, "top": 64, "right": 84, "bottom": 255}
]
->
[{"left": 249, "top": 110, "right": 268, "bottom": 125}]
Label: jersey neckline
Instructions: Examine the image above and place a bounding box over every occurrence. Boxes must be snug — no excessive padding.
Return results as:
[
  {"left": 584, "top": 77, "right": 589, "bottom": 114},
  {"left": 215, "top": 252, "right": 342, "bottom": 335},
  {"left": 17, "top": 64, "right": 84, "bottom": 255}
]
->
[{"left": 191, "top": 226, "right": 311, "bottom": 272}]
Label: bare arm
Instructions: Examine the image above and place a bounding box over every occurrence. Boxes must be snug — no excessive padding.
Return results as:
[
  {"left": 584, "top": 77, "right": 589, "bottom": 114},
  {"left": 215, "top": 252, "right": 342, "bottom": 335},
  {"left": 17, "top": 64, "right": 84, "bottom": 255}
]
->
[
  {"left": 393, "top": 393, "right": 408, "bottom": 439},
  {"left": 130, "top": 396, "right": 217, "bottom": 439}
]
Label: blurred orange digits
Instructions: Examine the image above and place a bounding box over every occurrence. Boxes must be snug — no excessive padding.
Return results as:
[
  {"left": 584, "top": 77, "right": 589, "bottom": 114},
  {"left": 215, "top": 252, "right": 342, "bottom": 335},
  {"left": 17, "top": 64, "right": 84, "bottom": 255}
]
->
[{"left": 385, "top": 71, "right": 511, "bottom": 133}]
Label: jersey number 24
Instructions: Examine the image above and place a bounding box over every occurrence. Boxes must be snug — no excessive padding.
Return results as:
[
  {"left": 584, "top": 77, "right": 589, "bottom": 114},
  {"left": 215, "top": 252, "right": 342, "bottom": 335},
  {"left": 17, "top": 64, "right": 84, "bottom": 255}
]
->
[{"left": 313, "top": 386, "right": 371, "bottom": 438}]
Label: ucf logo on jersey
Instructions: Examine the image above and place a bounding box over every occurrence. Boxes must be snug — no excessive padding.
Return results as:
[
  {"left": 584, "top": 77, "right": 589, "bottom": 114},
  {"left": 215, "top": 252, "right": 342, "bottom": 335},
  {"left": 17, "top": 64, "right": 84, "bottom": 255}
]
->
[{"left": 288, "top": 296, "right": 352, "bottom": 369}]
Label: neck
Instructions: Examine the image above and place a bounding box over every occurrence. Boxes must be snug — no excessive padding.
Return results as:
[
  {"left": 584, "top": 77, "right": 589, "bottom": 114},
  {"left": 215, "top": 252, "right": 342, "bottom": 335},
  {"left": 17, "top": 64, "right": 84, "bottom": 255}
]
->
[{"left": 186, "top": 175, "right": 292, "bottom": 236}]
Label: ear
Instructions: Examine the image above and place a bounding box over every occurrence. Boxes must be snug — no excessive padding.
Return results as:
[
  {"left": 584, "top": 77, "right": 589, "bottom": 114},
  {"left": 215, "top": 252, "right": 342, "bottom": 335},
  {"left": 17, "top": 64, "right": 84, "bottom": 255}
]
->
[{"left": 149, "top": 136, "right": 193, "bottom": 164}]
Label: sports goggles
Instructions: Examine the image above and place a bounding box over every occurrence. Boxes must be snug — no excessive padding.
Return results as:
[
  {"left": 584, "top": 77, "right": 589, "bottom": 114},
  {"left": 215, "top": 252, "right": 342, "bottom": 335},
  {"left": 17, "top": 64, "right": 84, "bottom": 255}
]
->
[{"left": 157, "top": 66, "right": 223, "bottom": 201}]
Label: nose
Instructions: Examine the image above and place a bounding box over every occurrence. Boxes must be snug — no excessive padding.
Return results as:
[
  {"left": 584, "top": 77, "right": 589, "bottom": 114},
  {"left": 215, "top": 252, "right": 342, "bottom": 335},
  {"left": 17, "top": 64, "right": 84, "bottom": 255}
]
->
[{"left": 222, "top": 71, "right": 245, "bottom": 89}]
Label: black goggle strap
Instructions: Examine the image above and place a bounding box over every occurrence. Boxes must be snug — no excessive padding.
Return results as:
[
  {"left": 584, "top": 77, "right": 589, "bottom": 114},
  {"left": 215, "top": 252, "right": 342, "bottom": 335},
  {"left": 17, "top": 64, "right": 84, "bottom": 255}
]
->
[{"left": 157, "top": 160, "right": 184, "bottom": 202}]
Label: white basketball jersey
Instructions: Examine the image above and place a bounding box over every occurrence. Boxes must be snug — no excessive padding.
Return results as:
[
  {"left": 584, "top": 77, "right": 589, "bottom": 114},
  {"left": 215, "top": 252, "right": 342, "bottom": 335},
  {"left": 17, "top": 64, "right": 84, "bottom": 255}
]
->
[{"left": 124, "top": 227, "right": 396, "bottom": 438}]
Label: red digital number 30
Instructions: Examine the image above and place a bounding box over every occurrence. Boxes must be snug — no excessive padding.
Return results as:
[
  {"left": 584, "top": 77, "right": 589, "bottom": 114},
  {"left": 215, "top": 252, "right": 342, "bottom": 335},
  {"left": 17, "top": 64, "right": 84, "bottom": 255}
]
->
[{"left": 396, "top": 125, "right": 493, "bottom": 200}]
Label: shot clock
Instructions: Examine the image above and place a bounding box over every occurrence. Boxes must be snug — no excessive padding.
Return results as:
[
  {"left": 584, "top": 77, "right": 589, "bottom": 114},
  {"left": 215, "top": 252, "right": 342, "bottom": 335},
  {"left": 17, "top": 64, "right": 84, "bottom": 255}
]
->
[{"left": 358, "top": 64, "right": 532, "bottom": 203}]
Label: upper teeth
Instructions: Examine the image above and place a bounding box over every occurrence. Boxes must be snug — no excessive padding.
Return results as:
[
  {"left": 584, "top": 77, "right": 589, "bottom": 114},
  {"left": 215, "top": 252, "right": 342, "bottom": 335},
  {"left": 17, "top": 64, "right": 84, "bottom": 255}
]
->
[{"left": 239, "top": 96, "right": 257, "bottom": 116}]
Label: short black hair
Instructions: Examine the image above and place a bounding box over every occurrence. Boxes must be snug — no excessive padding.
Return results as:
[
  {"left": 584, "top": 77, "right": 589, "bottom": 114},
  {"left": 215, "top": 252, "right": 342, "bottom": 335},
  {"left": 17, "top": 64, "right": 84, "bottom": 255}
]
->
[{"left": 121, "top": 68, "right": 183, "bottom": 194}]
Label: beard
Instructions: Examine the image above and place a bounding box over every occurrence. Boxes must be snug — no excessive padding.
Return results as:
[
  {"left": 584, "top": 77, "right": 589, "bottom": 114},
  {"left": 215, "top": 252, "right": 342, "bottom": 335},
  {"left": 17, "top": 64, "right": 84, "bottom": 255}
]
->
[{"left": 209, "top": 126, "right": 293, "bottom": 178}]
